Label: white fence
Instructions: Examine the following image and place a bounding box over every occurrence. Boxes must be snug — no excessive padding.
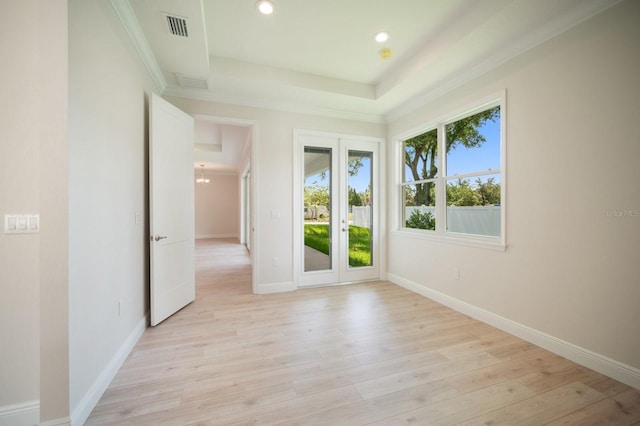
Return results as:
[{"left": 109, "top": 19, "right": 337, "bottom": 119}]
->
[
  {"left": 330, "top": 205, "right": 500, "bottom": 237},
  {"left": 352, "top": 206, "right": 371, "bottom": 228},
  {"left": 405, "top": 205, "right": 500, "bottom": 236}
]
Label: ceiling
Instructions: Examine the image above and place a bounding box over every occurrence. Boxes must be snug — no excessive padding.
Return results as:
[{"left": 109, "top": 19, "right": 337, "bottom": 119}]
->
[
  {"left": 115, "top": 0, "right": 618, "bottom": 169},
  {"left": 193, "top": 119, "right": 251, "bottom": 173}
]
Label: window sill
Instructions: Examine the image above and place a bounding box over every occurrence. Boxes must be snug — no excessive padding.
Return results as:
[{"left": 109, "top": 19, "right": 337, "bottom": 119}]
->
[{"left": 392, "top": 228, "right": 507, "bottom": 252}]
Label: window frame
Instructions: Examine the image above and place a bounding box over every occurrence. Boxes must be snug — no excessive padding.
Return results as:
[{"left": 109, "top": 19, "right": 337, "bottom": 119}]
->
[{"left": 394, "top": 91, "right": 507, "bottom": 250}]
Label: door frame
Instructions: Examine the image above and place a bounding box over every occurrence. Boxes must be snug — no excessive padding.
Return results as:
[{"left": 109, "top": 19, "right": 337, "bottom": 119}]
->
[
  {"left": 293, "top": 129, "right": 385, "bottom": 288},
  {"left": 192, "top": 114, "right": 258, "bottom": 294}
]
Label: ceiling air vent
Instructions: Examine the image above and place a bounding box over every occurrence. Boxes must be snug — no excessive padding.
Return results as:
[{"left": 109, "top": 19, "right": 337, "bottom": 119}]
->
[
  {"left": 176, "top": 74, "right": 209, "bottom": 90},
  {"left": 164, "top": 13, "right": 189, "bottom": 37}
]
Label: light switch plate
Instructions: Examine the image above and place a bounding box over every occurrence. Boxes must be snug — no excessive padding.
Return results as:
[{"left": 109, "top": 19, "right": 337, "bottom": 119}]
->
[{"left": 4, "top": 214, "right": 39, "bottom": 234}]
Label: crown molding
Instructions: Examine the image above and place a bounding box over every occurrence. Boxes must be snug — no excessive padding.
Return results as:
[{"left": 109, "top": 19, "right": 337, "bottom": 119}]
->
[
  {"left": 385, "top": 0, "right": 623, "bottom": 122},
  {"left": 110, "top": 0, "right": 167, "bottom": 93},
  {"left": 109, "top": 0, "right": 620, "bottom": 125},
  {"left": 163, "top": 85, "right": 386, "bottom": 124}
]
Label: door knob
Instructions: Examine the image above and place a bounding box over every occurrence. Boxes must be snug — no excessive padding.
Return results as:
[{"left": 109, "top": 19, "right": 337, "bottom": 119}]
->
[{"left": 154, "top": 235, "right": 167, "bottom": 241}]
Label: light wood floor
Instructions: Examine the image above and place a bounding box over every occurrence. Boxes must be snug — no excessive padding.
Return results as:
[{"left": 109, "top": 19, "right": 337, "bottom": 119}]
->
[{"left": 87, "top": 238, "right": 640, "bottom": 425}]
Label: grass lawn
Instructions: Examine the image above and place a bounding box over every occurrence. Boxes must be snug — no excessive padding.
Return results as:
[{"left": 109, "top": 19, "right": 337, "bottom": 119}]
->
[{"left": 304, "top": 223, "right": 371, "bottom": 267}]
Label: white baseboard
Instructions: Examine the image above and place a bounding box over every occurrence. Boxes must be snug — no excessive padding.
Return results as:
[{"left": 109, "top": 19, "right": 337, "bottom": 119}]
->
[
  {"left": 0, "top": 400, "right": 38, "bottom": 426},
  {"left": 69, "top": 315, "right": 148, "bottom": 426},
  {"left": 255, "top": 281, "right": 296, "bottom": 294},
  {"left": 195, "top": 234, "right": 239, "bottom": 240},
  {"left": 387, "top": 273, "right": 640, "bottom": 390},
  {"left": 39, "top": 417, "right": 71, "bottom": 426}
]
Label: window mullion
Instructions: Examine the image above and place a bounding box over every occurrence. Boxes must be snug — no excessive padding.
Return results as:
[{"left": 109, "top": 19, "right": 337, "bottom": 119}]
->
[
  {"left": 436, "top": 123, "right": 446, "bottom": 233},
  {"left": 445, "top": 169, "right": 501, "bottom": 181}
]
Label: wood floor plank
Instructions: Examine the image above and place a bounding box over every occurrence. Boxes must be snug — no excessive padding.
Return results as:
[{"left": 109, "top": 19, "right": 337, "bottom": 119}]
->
[
  {"left": 460, "top": 381, "right": 606, "bottom": 425},
  {"left": 444, "top": 358, "right": 538, "bottom": 393},
  {"left": 204, "top": 385, "right": 364, "bottom": 426},
  {"left": 545, "top": 387, "right": 640, "bottom": 425},
  {"left": 368, "top": 380, "right": 535, "bottom": 425},
  {"left": 354, "top": 352, "right": 502, "bottom": 400},
  {"left": 86, "top": 238, "right": 639, "bottom": 425}
]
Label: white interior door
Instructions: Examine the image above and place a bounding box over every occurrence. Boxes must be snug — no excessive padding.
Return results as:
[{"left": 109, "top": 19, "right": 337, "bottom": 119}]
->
[
  {"left": 296, "top": 132, "right": 380, "bottom": 287},
  {"left": 149, "top": 94, "right": 195, "bottom": 326}
]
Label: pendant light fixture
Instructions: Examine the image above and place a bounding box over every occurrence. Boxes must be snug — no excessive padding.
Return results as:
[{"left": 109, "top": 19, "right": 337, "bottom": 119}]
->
[{"left": 196, "top": 164, "right": 210, "bottom": 184}]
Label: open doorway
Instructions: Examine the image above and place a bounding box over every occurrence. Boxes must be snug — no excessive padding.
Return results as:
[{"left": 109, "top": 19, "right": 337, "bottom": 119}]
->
[{"left": 192, "top": 115, "right": 256, "bottom": 293}]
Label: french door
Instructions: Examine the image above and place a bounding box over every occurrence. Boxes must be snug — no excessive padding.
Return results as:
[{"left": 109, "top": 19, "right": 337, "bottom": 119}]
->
[{"left": 295, "top": 131, "right": 380, "bottom": 287}]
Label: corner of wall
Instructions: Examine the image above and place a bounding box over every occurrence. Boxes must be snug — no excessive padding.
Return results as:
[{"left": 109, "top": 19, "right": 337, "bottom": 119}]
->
[
  {"left": 69, "top": 316, "right": 147, "bottom": 426},
  {"left": 387, "top": 273, "right": 640, "bottom": 390}
]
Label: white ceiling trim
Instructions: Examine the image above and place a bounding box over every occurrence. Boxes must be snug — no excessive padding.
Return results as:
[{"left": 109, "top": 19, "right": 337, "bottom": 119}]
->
[
  {"left": 210, "top": 56, "right": 376, "bottom": 100},
  {"left": 110, "top": 0, "right": 167, "bottom": 93},
  {"left": 385, "top": 0, "right": 623, "bottom": 122},
  {"left": 112, "top": 0, "right": 621, "bottom": 125},
  {"left": 163, "top": 85, "right": 386, "bottom": 124}
]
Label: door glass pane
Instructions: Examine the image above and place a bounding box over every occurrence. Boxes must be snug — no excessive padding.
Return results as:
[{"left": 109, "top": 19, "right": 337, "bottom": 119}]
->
[
  {"left": 304, "top": 147, "right": 332, "bottom": 271},
  {"left": 347, "top": 150, "right": 373, "bottom": 268}
]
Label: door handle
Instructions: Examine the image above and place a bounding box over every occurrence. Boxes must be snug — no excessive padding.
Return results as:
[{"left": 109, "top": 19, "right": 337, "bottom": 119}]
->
[{"left": 153, "top": 235, "right": 167, "bottom": 241}]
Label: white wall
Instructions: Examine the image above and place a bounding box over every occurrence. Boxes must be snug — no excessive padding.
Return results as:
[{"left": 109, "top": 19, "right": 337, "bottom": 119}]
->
[
  {"left": 195, "top": 173, "right": 240, "bottom": 238},
  {"left": 168, "top": 98, "right": 386, "bottom": 292},
  {"left": 387, "top": 0, "right": 640, "bottom": 384},
  {"left": 3, "top": 2, "right": 637, "bottom": 425},
  {"left": 0, "top": 1, "right": 68, "bottom": 425},
  {"left": 68, "top": 0, "right": 155, "bottom": 423},
  {"left": 0, "top": 0, "right": 43, "bottom": 419},
  {"left": 39, "top": 1, "right": 70, "bottom": 422}
]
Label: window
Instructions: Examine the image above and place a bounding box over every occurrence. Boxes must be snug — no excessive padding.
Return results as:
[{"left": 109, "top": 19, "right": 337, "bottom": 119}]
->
[{"left": 400, "top": 97, "right": 504, "bottom": 245}]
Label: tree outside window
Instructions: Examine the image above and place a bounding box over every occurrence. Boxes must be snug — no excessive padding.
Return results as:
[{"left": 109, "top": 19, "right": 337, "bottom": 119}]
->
[{"left": 401, "top": 104, "right": 502, "bottom": 238}]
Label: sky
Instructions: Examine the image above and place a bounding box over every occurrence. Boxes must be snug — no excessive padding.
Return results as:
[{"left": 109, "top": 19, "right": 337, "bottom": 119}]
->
[
  {"left": 305, "top": 152, "right": 372, "bottom": 194},
  {"left": 403, "top": 116, "right": 501, "bottom": 183},
  {"left": 305, "top": 116, "right": 501, "bottom": 196},
  {"left": 446, "top": 119, "right": 501, "bottom": 177}
]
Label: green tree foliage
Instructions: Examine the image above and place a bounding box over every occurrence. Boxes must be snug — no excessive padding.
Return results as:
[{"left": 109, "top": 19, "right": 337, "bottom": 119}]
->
[
  {"left": 476, "top": 177, "right": 500, "bottom": 205},
  {"left": 348, "top": 158, "right": 363, "bottom": 176},
  {"left": 447, "top": 179, "right": 480, "bottom": 206},
  {"left": 446, "top": 177, "right": 501, "bottom": 206},
  {"left": 404, "top": 107, "right": 500, "bottom": 206},
  {"left": 404, "top": 129, "right": 437, "bottom": 206},
  {"left": 304, "top": 181, "right": 329, "bottom": 207},
  {"left": 348, "top": 187, "right": 363, "bottom": 207},
  {"left": 405, "top": 209, "right": 435, "bottom": 230}
]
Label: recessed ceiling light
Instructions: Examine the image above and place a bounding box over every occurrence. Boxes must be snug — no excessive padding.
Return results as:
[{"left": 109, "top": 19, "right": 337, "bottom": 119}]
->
[
  {"left": 375, "top": 32, "right": 389, "bottom": 43},
  {"left": 256, "top": 0, "right": 275, "bottom": 15}
]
